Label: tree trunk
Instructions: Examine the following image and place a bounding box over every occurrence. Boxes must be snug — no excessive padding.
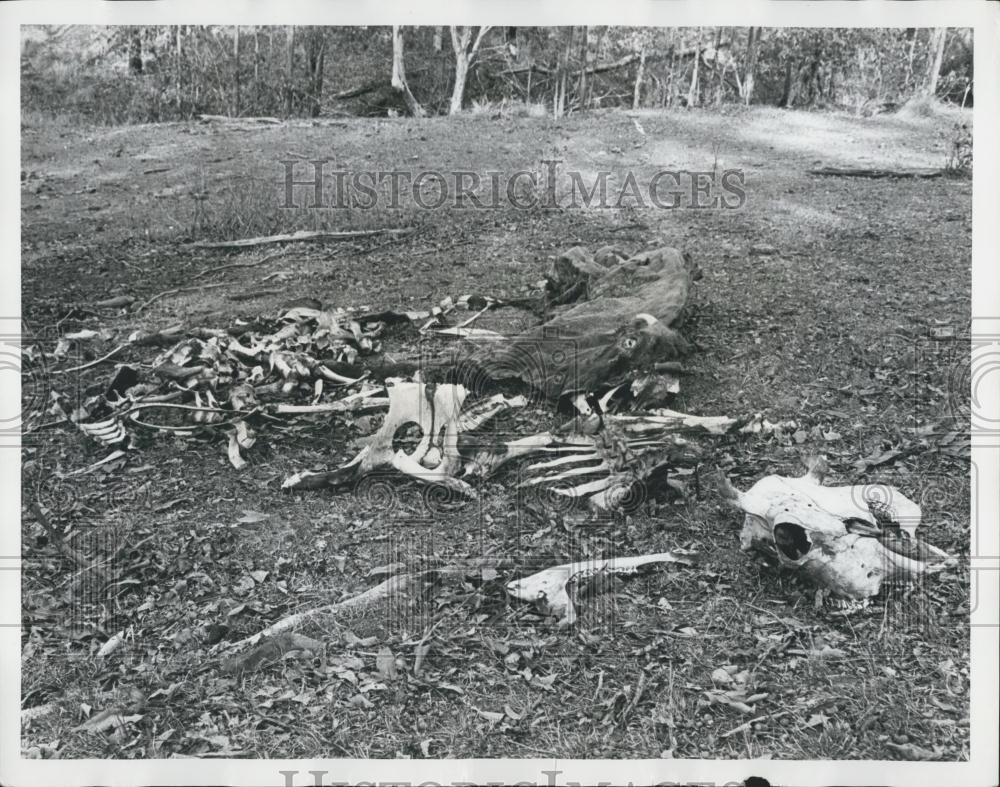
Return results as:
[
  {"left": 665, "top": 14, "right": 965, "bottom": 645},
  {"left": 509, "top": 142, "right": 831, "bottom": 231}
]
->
[
  {"left": 553, "top": 27, "right": 574, "bottom": 118},
  {"left": 450, "top": 54, "right": 469, "bottom": 114},
  {"left": 312, "top": 47, "right": 325, "bottom": 118},
  {"left": 433, "top": 27, "right": 443, "bottom": 52},
  {"left": 449, "top": 27, "right": 491, "bottom": 115},
  {"left": 904, "top": 28, "right": 917, "bottom": 92},
  {"left": 667, "top": 29, "right": 677, "bottom": 107},
  {"left": 175, "top": 26, "right": 183, "bottom": 109},
  {"left": 780, "top": 59, "right": 794, "bottom": 107},
  {"left": 741, "top": 27, "right": 760, "bottom": 105},
  {"left": 713, "top": 28, "right": 725, "bottom": 105},
  {"left": 922, "top": 28, "right": 947, "bottom": 97},
  {"left": 253, "top": 28, "right": 260, "bottom": 111},
  {"left": 233, "top": 26, "right": 241, "bottom": 117},
  {"left": 687, "top": 28, "right": 701, "bottom": 107},
  {"left": 632, "top": 47, "right": 646, "bottom": 109},
  {"left": 307, "top": 31, "right": 326, "bottom": 118},
  {"left": 284, "top": 26, "right": 295, "bottom": 117},
  {"left": 392, "top": 26, "right": 426, "bottom": 117},
  {"left": 577, "top": 26, "right": 589, "bottom": 110},
  {"left": 129, "top": 28, "right": 143, "bottom": 75}
]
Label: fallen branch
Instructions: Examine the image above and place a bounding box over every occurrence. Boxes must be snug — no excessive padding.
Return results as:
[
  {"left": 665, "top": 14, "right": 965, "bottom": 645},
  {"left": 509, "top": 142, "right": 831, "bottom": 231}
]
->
[
  {"left": 91, "top": 295, "right": 135, "bottom": 309},
  {"left": 198, "top": 114, "right": 282, "bottom": 124},
  {"left": 808, "top": 166, "right": 944, "bottom": 179},
  {"left": 219, "top": 632, "right": 323, "bottom": 675},
  {"left": 331, "top": 81, "right": 388, "bottom": 100},
  {"left": 189, "top": 227, "right": 415, "bottom": 250},
  {"left": 222, "top": 574, "right": 412, "bottom": 653}
]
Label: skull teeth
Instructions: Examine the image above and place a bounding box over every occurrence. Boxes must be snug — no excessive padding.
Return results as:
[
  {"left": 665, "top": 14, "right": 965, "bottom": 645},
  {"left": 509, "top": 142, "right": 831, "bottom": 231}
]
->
[{"left": 827, "top": 597, "right": 871, "bottom": 614}]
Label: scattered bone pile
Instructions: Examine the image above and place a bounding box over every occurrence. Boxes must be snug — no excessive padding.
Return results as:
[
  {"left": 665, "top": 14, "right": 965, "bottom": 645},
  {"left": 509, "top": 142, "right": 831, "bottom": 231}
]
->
[{"left": 41, "top": 241, "right": 958, "bottom": 618}]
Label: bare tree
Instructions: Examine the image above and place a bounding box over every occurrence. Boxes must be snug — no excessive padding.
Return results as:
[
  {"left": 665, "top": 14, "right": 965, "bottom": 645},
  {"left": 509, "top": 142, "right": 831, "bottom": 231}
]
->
[
  {"left": 633, "top": 46, "right": 646, "bottom": 109},
  {"left": 233, "top": 26, "right": 240, "bottom": 117},
  {"left": 922, "top": 28, "right": 948, "bottom": 97},
  {"left": 687, "top": 27, "right": 702, "bottom": 107},
  {"left": 129, "top": 28, "right": 143, "bottom": 75},
  {"left": 253, "top": 28, "right": 260, "bottom": 110},
  {"left": 449, "top": 26, "right": 492, "bottom": 115},
  {"left": 553, "top": 27, "right": 575, "bottom": 118},
  {"left": 284, "top": 26, "right": 295, "bottom": 117},
  {"left": 175, "top": 26, "right": 183, "bottom": 109},
  {"left": 740, "top": 27, "right": 761, "bottom": 105},
  {"left": 577, "top": 26, "right": 589, "bottom": 109},
  {"left": 306, "top": 29, "right": 326, "bottom": 117},
  {"left": 391, "top": 26, "right": 426, "bottom": 117}
]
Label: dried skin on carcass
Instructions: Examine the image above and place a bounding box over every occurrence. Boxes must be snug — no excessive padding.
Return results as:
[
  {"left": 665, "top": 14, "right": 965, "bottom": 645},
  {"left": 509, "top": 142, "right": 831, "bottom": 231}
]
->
[{"left": 470, "top": 246, "right": 698, "bottom": 400}]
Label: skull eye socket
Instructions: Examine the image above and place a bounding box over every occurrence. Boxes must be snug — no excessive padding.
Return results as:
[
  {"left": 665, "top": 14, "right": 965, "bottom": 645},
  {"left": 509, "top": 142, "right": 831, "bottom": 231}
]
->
[{"left": 774, "top": 522, "right": 811, "bottom": 561}]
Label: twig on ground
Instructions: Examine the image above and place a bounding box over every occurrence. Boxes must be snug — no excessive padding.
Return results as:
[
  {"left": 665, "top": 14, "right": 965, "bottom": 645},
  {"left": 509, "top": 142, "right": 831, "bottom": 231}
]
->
[
  {"left": 228, "top": 289, "right": 284, "bottom": 301},
  {"left": 193, "top": 249, "right": 289, "bottom": 280},
  {"left": 134, "top": 282, "right": 226, "bottom": 314},
  {"left": 28, "top": 501, "right": 88, "bottom": 567},
  {"left": 354, "top": 231, "right": 423, "bottom": 258},
  {"left": 413, "top": 238, "right": 474, "bottom": 257},
  {"left": 53, "top": 343, "right": 128, "bottom": 375},
  {"left": 66, "top": 449, "right": 128, "bottom": 476}
]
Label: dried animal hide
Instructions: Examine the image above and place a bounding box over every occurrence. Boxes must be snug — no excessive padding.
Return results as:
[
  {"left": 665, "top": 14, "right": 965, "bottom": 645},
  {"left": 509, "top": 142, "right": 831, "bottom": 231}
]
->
[
  {"left": 468, "top": 246, "right": 700, "bottom": 400},
  {"left": 543, "top": 245, "right": 623, "bottom": 308},
  {"left": 506, "top": 551, "right": 694, "bottom": 625},
  {"left": 720, "top": 456, "right": 957, "bottom": 608}
]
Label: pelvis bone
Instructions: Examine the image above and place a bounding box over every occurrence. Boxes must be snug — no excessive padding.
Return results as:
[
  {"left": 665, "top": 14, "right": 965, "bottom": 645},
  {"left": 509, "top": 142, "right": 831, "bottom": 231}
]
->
[
  {"left": 721, "top": 457, "right": 956, "bottom": 604},
  {"left": 282, "top": 379, "right": 525, "bottom": 495},
  {"left": 506, "top": 551, "right": 693, "bottom": 625}
]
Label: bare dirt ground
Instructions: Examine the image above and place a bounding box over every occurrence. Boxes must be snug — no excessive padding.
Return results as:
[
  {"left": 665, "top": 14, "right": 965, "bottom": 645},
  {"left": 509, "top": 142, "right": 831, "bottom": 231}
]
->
[{"left": 21, "top": 106, "right": 972, "bottom": 760}]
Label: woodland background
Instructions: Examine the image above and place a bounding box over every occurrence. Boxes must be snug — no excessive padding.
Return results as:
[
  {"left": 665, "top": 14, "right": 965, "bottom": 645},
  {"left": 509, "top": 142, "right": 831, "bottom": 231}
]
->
[{"left": 21, "top": 26, "right": 973, "bottom": 124}]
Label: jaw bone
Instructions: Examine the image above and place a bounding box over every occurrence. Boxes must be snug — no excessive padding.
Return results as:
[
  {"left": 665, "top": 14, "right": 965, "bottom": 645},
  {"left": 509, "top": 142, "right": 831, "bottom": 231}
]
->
[{"left": 505, "top": 551, "right": 694, "bottom": 625}]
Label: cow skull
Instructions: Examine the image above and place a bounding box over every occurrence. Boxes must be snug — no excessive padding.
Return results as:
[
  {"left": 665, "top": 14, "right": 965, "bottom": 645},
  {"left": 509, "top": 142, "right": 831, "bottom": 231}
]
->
[{"left": 720, "top": 456, "right": 956, "bottom": 607}]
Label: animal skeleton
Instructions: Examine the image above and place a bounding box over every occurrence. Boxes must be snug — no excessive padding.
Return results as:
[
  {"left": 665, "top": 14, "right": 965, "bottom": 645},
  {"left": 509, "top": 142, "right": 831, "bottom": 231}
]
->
[
  {"left": 506, "top": 551, "right": 694, "bottom": 625},
  {"left": 282, "top": 380, "right": 736, "bottom": 511},
  {"left": 720, "top": 456, "right": 957, "bottom": 609}
]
